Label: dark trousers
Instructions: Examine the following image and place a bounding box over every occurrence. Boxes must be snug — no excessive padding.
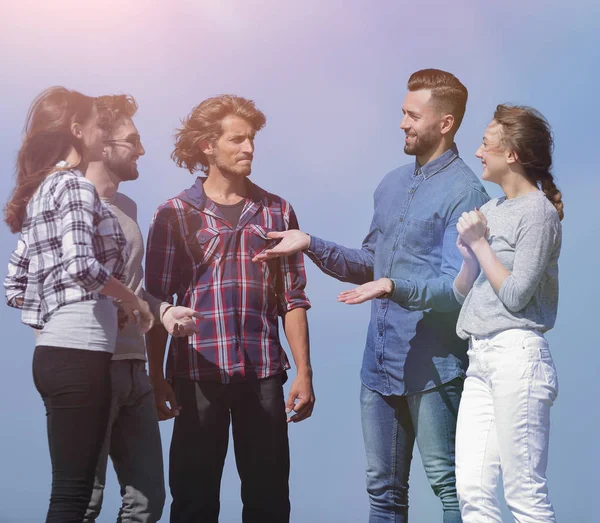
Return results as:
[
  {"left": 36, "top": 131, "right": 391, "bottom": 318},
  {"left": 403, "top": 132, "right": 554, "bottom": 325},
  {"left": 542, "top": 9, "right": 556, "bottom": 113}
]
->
[
  {"left": 33, "top": 346, "right": 112, "bottom": 523},
  {"left": 169, "top": 374, "right": 290, "bottom": 523}
]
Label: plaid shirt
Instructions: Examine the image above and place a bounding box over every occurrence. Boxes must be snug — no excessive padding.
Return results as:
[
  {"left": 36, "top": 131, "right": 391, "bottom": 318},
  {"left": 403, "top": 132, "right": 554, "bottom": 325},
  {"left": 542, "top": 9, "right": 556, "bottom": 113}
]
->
[
  {"left": 145, "top": 177, "right": 311, "bottom": 383},
  {"left": 4, "top": 166, "right": 127, "bottom": 329}
]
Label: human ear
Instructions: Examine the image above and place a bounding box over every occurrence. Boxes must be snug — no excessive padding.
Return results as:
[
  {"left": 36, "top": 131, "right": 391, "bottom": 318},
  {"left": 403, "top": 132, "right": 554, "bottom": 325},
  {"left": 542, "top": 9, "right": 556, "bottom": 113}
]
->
[{"left": 440, "top": 114, "right": 455, "bottom": 136}]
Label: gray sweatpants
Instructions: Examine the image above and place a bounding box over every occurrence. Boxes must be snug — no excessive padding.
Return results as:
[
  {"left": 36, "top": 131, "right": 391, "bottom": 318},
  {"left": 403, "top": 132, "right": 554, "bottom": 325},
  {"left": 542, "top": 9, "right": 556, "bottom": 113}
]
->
[{"left": 84, "top": 360, "right": 165, "bottom": 523}]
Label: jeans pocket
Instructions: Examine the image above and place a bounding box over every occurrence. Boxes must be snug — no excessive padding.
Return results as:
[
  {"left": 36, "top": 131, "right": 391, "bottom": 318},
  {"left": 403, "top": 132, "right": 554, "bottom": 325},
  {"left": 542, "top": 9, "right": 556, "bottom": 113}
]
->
[{"left": 524, "top": 336, "right": 558, "bottom": 400}]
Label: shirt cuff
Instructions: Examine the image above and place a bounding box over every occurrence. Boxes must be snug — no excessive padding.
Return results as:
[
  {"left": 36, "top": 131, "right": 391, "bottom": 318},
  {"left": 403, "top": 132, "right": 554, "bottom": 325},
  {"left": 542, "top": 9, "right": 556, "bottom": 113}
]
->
[
  {"left": 6, "top": 291, "right": 24, "bottom": 309},
  {"left": 390, "top": 278, "right": 411, "bottom": 305},
  {"left": 306, "top": 235, "right": 324, "bottom": 256}
]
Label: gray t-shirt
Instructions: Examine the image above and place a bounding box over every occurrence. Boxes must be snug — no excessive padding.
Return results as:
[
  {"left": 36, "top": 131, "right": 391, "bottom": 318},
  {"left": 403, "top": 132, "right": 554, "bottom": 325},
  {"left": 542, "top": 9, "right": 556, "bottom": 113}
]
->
[
  {"left": 454, "top": 190, "right": 561, "bottom": 340},
  {"left": 36, "top": 299, "right": 117, "bottom": 352},
  {"left": 102, "top": 193, "right": 167, "bottom": 360}
]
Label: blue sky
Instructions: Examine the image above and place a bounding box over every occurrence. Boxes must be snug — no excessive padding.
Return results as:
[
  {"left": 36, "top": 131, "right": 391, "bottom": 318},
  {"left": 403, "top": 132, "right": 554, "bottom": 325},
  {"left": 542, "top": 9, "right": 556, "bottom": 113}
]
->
[{"left": 1, "top": 1, "right": 598, "bottom": 521}]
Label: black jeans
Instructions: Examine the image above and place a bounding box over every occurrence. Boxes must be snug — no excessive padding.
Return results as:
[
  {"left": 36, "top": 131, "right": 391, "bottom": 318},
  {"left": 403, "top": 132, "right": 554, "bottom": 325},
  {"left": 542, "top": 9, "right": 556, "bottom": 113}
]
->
[
  {"left": 169, "top": 374, "right": 290, "bottom": 523},
  {"left": 33, "top": 346, "right": 112, "bottom": 523}
]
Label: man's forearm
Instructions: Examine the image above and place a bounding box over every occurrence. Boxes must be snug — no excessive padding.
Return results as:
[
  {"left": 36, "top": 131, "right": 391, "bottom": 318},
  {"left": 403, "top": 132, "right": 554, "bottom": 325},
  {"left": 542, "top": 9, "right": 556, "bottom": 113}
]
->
[
  {"left": 306, "top": 235, "right": 374, "bottom": 285},
  {"left": 146, "top": 324, "right": 169, "bottom": 380},
  {"left": 282, "top": 307, "right": 312, "bottom": 375}
]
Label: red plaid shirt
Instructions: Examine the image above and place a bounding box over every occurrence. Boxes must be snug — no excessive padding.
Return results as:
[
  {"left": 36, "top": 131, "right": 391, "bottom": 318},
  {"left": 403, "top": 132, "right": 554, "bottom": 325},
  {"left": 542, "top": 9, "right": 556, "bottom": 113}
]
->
[{"left": 145, "top": 177, "right": 311, "bottom": 383}]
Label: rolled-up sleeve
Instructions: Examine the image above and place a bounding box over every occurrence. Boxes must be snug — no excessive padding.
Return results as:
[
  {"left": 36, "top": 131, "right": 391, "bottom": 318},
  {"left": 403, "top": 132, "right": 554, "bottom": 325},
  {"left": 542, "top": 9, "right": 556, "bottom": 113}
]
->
[
  {"left": 57, "top": 177, "right": 110, "bottom": 292},
  {"left": 4, "top": 234, "right": 29, "bottom": 308},
  {"left": 277, "top": 204, "right": 311, "bottom": 315},
  {"left": 145, "top": 204, "right": 181, "bottom": 303}
]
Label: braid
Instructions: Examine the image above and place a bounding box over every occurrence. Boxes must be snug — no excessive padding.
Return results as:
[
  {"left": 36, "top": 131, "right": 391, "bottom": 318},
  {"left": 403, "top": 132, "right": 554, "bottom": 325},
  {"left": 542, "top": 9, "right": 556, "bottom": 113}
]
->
[
  {"left": 538, "top": 171, "right": 564, "bottom": 220},
  {"left": 494, "top": 104, "right": 564, "bottom": 221}
]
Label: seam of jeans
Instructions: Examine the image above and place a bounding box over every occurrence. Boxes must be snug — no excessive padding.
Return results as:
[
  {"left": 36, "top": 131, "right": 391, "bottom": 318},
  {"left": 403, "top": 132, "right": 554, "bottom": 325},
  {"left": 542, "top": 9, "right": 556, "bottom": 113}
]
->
[
  {"left": 525, "top": 348, "right": 536, "bottom": 508},
  {"left": 391, "top": 401, "right": 399, "bottom": 521},
  {"left": 478, "top": 407, "right": 497, "bottom": 519}
]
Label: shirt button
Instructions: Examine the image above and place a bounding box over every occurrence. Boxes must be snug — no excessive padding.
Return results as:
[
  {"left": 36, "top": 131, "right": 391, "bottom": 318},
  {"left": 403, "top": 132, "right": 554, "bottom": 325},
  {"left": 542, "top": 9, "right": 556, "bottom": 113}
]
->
[
  {"left": 399, "top": 217, "right": 404, "bottom": 223},
  {"left": 409, "top": 189, "right": 414, "bottom": 194}
]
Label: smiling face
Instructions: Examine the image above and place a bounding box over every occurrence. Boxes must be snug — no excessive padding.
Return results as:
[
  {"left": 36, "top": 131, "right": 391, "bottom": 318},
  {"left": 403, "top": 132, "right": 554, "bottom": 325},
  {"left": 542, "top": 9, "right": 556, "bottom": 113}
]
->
[
  {"left": 400, "top": 89, "right": 445, "bottom": 157},
  {"left": 207, "top": 115, "right": 256, "bottom": 177},
  {"left": 475, "top": 120, "right": 512, "bottom": 183},
  {"left": 103, "top": 117, "right": 145, "bottom": 181}
]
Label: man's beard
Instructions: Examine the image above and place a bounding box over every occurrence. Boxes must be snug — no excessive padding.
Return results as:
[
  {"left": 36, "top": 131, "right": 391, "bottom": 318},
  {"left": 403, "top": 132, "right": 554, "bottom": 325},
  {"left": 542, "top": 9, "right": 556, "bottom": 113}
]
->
[
  {"left": 403, "top": 129, "right": 439, "bottom": 157},
  {"left": 215, "top": 157, "right": 252, "bottom": 178},
  {"left": 105, "top": 155, "right": 139, "bottom": 181}
]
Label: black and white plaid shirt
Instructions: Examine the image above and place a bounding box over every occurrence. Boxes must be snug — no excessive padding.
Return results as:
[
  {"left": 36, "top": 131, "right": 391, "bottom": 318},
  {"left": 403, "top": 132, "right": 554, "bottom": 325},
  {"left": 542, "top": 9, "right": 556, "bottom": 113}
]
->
[{"left": 4, "top": 165, "right": 127, "bottom": 329}]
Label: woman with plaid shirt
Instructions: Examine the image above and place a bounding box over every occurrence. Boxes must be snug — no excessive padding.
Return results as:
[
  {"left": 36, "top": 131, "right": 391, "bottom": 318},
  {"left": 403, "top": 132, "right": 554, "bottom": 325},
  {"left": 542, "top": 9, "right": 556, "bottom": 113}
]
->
[{"left": 4, "top": 87, "right": 153, "bottom": 523}]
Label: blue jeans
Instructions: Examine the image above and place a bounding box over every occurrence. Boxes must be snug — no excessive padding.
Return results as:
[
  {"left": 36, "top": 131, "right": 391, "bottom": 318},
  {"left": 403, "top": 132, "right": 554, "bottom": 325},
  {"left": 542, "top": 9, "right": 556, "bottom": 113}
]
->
[
  {"left": 84, "top": 360, "right": 165, "bottom": 523},
  {"left": 360, "top": 378, "right": 463, "bottom": 523}
]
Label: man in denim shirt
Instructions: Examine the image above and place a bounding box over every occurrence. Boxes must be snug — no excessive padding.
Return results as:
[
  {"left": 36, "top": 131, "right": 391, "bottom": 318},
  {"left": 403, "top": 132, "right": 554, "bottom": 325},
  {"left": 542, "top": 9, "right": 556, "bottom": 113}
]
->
[{"left": 254, "top": 69, "right": 489, "bottom": 522}]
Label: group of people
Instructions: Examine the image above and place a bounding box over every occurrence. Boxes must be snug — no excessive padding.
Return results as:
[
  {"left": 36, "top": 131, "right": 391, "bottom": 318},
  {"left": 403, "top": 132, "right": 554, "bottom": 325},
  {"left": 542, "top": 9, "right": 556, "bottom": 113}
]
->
[{"left": 4, "top": 68, "right": 563, "bottom": 523}]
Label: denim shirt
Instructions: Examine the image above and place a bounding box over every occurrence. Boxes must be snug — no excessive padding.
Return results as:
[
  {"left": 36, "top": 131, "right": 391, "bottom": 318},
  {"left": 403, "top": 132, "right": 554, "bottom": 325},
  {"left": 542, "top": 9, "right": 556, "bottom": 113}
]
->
[{"left": 307, "top": 145, "right": 489, "bottom": 395}]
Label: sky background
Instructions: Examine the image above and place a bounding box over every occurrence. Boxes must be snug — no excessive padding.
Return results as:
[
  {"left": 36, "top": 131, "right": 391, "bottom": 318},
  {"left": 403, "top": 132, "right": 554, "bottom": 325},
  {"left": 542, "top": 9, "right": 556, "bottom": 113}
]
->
[{"left": 1, "top": 1, "right": 598, "bottom": 521}]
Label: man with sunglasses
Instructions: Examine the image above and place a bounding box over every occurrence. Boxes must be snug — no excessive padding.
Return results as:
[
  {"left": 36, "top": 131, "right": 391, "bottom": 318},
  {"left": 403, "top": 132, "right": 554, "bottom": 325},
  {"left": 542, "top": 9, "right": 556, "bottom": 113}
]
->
[{"left": 82, "top": 95, "right": 202, "bottom": 523}]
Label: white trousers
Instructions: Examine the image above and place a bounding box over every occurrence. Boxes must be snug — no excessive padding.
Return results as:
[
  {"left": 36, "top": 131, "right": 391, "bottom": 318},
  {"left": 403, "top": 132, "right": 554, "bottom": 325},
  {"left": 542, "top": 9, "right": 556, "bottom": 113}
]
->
[{"left": 455, "top": 329, "right": 558, "bottom": 522}]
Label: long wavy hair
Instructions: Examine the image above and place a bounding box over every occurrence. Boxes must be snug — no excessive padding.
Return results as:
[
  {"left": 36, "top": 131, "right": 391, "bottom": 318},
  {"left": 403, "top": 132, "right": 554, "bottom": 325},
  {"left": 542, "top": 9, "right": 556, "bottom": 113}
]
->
[
  {"left": 494, "top": 104, "right": 564, "bottom": 220},
  {"left": 171, "top": 95, "right": 266, "bottom": 174},
  {"left": 4, "top": 87, "right": 97, "bottom": 233}
]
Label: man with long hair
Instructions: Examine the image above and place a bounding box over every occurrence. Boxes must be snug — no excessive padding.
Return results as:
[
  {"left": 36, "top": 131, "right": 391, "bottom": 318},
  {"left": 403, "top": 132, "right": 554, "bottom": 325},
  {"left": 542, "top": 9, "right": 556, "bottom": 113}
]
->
[
  {"left": 254, "top": 70, "right": 490, "bottom": 522},
  {"left": 145, "top": 95, "right": 314, "bottom": 523}
]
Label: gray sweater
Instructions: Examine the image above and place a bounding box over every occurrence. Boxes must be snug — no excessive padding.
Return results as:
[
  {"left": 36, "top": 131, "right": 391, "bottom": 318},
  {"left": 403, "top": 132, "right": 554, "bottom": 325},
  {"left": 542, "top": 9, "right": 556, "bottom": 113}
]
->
[
  {"left": 103, "top": 193, "right": 167, "bottom": 360},
  {"left": 454, "top": 190, "right": 561, "bottom": 340}
]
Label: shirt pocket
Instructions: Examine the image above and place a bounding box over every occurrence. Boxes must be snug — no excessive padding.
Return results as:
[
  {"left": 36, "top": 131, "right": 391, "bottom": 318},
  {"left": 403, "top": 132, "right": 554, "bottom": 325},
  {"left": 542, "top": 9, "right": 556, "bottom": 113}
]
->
[
  {"left": 245, "top": 225, "right": 278, "bottom": 289},
  {"left": 246, "top": 224, "right": 278, "bottom": 258},
  {"left": 402, "top": 217, "right": 434, "bottom": 255},
  {"left": 188, "top": 226, "right": 222, "bottom": 266}
]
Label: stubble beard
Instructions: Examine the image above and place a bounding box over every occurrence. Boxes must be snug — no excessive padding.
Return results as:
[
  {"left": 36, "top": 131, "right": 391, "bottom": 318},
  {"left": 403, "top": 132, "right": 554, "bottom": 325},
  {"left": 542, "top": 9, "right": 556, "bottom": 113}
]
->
[
  {"left": 403, "top": 129, "right": 439, "bottom": 157},
  {"left": 105, "top": 155, "right": 139, "bottom": 182},
  {"left": 215, "top": 159, "right": 252, "bottom": 178}
]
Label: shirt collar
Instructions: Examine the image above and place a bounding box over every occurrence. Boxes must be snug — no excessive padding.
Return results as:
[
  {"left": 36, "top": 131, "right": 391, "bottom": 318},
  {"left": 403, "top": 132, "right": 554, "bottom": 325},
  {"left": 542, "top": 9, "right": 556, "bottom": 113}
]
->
[
  {"left": 178, "top": 176, "right": 267, "bottom": 212},
  {"left": 414, "top": 144, "right": 459, "bottom": 179}
]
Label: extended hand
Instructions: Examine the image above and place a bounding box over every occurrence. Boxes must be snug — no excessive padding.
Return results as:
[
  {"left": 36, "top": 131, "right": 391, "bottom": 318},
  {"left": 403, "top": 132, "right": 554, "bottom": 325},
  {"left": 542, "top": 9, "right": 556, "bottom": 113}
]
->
[
  {"left": 162, "top": 306, "right": 203, "bottom": 337},
  {"left": 150, "top": 375, "right": 181, "bottom": 421},
  {"left": 252, "top": 230, "right": 310, "bottom": 262},
  {"left": 457, "top": 209, "right": 488, "bottom": 247},
  {"left": 121, "top": 296, "right": 154, "bottom": 335},
  {"left": 337, "top": 278, "right": 393, "bottom": 305},
  {"left": 285, "top": 372, "right": 315, "bottom": 423}
]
